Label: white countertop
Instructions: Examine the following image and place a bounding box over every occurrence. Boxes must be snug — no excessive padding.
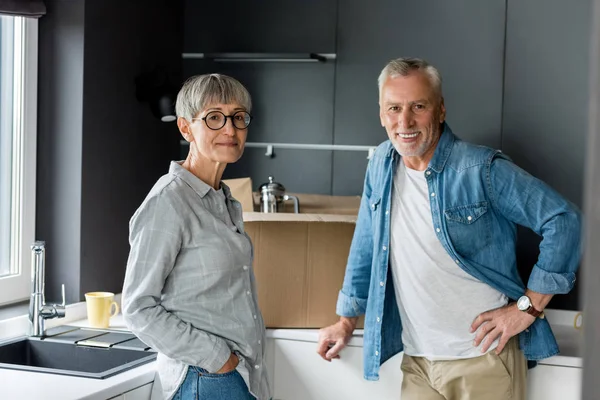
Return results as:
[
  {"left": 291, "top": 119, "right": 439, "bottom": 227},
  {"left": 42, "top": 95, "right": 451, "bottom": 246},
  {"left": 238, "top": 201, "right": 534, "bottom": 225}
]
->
[
  {"left": 0, "top": 308, "right": 584, "bottom": 400},
  {"left": 266, "top": 309, "right": 584, "bottom": 369}
]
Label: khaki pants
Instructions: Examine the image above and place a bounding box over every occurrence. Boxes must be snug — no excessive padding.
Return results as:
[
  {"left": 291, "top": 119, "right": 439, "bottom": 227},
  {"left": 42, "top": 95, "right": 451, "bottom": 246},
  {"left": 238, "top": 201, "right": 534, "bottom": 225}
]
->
[{"left": 400, "top": 337, "right": 527, "bottom": 400}]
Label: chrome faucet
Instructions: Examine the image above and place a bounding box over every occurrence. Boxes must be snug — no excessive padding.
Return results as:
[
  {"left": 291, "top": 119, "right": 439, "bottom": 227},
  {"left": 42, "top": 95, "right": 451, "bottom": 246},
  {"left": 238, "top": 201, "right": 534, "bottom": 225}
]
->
[{"left": 29, "top": 241, "right": 66, "bottom": 337}]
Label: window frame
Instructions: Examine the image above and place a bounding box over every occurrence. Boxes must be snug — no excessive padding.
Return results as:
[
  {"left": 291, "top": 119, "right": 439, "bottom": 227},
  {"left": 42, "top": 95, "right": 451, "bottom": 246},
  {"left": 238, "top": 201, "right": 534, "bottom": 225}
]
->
[{"left": 0, "top": 17, "right": 38, "bottom": 306}]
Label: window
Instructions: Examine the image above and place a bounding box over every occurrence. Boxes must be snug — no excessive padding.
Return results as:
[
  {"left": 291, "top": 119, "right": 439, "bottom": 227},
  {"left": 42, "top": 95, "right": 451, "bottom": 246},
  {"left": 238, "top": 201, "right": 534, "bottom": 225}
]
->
[{"left": 0, "top": 16, "right": 38, "bottom": 305}]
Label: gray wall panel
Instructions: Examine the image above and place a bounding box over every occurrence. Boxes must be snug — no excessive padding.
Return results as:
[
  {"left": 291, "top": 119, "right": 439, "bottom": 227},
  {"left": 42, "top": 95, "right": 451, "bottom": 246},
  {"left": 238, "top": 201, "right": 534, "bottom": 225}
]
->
[
  {"left": 332, "top": 152, "right": 369, "bottom": 196},
  {"left": 503, "top": 0, "right": 591, "bottom": 207},
  {"left": 503, "top": 0, "right": 592, "bottom": 311},
  {"left": 582, "top": 0, "right": 600, "bottom": 391},
  {"left": 36, "top": 0, "right": 85, "bottom": 304},
  {"left": 78, "top": 0, "right": 182, "bottom": 299}
]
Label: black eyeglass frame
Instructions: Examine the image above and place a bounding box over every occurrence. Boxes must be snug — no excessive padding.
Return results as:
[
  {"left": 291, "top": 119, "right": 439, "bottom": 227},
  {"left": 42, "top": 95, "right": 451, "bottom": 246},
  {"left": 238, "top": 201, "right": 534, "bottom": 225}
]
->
[{"left": 193, "top": 110, "right": 253, "bottom": 130}]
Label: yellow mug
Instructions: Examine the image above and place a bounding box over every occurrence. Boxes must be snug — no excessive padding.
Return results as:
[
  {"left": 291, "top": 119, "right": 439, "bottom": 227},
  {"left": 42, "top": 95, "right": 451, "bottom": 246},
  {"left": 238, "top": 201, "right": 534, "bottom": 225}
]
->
[{"left": 85, "top": 292, "right": 119, "bottom": 328}]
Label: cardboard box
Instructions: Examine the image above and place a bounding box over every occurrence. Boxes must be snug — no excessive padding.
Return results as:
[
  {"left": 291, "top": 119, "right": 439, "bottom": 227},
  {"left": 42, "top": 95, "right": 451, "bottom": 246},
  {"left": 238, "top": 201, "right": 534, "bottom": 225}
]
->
[
  {"left": 242, "top": 192, "right": 365, "bottom": 329},
  {"left": 223, "top": 178, "right": 254, "bottom": 212}
]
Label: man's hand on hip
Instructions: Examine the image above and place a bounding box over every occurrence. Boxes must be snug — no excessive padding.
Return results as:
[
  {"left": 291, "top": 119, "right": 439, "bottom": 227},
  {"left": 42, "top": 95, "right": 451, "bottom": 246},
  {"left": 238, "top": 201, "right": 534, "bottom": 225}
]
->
[
  {"left": 470, "top": 303, "right": 535, "bottom": 354},
  {"left": 316, "top": 317, "right": 357, "bottom": 361}
]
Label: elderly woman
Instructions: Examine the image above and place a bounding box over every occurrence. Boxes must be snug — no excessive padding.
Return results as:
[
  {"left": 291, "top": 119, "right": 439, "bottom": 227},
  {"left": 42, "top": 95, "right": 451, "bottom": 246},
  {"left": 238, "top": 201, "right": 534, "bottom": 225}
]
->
[{"left": 122, "top": 74, "right": 271, "bottom": 400}]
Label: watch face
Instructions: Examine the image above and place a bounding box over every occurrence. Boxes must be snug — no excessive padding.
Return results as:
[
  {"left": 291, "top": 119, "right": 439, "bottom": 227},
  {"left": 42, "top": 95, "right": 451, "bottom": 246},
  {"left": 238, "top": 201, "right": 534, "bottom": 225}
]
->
[{"left": 517, "top": 296, "right": 531, "bottom": 311}]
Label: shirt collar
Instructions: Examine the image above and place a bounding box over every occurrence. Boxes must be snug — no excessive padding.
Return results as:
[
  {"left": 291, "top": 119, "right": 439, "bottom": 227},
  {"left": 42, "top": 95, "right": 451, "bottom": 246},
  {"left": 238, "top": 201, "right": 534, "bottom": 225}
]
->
[
  {"left": 169, "top": 161, "right": 213, "bottom": 198},
  {"left": 428, "top": 122, "right": 455, "bottom": 173}
]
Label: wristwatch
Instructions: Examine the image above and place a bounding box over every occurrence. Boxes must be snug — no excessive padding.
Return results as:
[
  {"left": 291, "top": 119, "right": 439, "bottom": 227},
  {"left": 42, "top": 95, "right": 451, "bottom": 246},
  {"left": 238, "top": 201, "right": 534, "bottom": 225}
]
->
[{"left": 517, "top": 295, "right": 545, "bottom": 319}]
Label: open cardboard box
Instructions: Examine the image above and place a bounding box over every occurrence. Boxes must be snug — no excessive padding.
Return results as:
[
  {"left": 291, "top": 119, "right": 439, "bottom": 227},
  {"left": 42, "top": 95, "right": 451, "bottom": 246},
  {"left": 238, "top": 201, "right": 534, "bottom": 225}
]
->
[{"left": 224, "top": 178, "right": 364, "bottom": 328}]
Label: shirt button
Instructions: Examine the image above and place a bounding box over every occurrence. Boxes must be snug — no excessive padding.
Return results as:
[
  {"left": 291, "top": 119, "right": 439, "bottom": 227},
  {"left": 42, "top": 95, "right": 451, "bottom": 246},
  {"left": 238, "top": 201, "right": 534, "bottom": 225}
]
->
[
  {"left": 254, "top": 365, "right": 260, "bottom": 369},
  {"left": 380, "top": 281, "right": 384, "bottom": 287},
  {"left": 430, "top": 192, "right": 436, "bottom": 197},
  {"left": 376, "top": 317, "right": 381, "bottom": 322},
  {"left": 246, "top": 291, "right": 251, "bottom": 295},
  {"left": 436, "top": 228, "right": 441, "bottom": 233},
  {"left": 455, "top": 259, "right": 459, "bottom": 264},
  {"left": 385, "top": 210, "right": 389, "bottom": 215},
  {"left": 382, "top": 245, "right": 387, "bottom": 251},
  {"left": 467, "top": 216, "right": 472, "bottom": 221},
  {"left": 258, "top": 340, "right": 261, "bottom": 344},
  {"left": 375, "top": 351, "right": 379, "bottom": 356},
  {"left": 426, "top": 171, "right": 431, "bottom": 175},
  {"left": 243, "top": 265, "right": 248, "bottom": 270},
  {"left": 253, "top": 314, "right": 257, "bottom": 319}
]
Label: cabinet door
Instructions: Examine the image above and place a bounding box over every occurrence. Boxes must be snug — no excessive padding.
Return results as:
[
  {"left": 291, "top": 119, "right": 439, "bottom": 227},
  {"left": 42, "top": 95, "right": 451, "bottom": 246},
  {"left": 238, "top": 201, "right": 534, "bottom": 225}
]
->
[
  {"left": 123, "top": 382, "right": 153, "bottom": 400},
  {"left": 271, "top": 339, "right": 402, "bottom": 400},
  {"left": 183, "top": 0, "right": 337, "bottom": 53},
  {"left": 527, "top": 365, "right": 582, "bottom": 400}
]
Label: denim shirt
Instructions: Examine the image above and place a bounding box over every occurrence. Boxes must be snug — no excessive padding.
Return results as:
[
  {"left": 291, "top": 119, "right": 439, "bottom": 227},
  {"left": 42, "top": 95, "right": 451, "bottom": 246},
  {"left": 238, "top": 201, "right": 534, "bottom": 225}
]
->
[{"left": 336, "top": 123, "right": 582, "bottom": 381}]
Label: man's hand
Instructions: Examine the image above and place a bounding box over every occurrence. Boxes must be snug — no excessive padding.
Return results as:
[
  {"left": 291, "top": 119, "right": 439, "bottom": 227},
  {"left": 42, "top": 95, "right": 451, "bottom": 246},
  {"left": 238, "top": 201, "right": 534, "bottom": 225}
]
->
[
  {"left": 471, "top": 303, "right": 535, "bottom": 354},
  {"left": 316, "top": 317, "right": 357, "bottom": 361},
  {"left": 216, "top": 352, "right": 239, "bottom": 374}
]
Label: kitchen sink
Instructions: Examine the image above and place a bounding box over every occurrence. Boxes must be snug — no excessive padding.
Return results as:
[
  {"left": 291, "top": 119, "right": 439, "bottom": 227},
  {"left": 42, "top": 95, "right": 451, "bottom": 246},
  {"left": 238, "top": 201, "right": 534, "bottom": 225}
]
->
[{"left": 0, "top": 327, "right": 157, "bottom": 379}]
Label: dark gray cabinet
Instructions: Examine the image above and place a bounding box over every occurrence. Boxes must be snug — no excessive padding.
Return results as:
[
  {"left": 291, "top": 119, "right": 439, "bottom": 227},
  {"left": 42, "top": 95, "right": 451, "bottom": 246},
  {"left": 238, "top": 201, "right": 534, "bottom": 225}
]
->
[{"left": 183, "top": 0, "right": 337, "bottom": 53}]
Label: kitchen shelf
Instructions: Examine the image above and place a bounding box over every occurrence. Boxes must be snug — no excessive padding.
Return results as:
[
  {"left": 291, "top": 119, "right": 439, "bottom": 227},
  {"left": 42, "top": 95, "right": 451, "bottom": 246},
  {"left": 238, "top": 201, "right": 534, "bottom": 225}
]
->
[
  {"left": 181, "top": 52, "right": 336, "bottom": 63},
  {"left": 180, "top": 140, "right": 376, "bottom": 159}
]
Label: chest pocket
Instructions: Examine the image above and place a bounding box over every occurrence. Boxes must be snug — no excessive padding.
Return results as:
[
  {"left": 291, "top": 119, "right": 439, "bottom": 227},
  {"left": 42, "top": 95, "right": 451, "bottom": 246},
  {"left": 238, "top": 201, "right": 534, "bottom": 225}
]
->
[{"left": 443, "top": 202, "right": 491, "bottom": 258}]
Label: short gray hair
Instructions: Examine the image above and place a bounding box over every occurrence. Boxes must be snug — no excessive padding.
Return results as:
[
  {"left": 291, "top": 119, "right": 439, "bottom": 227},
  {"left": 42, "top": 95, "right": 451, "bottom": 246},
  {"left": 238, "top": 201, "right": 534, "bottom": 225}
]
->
[
  {"left": 377, "top": 58, "right": 442, "bottom": 98},
  {"left": 175, "top": 73, "right": 252, "bottom": 120}
]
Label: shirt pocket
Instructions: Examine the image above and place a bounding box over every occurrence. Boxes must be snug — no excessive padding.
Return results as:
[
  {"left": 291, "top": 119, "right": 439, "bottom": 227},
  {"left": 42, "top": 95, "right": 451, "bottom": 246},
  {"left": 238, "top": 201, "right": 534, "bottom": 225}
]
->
[{"left": 443, "top": 201, "right": 491, "bottom": 259}]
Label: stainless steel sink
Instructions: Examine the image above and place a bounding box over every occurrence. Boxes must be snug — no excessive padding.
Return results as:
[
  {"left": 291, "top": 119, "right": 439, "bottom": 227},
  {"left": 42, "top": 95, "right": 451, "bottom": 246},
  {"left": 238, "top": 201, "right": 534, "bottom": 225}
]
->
[{"left": 0, "top": 327, "right": 157, "bottom": 379}]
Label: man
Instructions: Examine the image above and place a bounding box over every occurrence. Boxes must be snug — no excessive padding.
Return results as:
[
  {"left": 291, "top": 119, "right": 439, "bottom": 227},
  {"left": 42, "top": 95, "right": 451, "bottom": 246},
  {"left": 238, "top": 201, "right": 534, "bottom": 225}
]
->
[{"left": 316, "top": 58, "right": 582, "bottom": 399}]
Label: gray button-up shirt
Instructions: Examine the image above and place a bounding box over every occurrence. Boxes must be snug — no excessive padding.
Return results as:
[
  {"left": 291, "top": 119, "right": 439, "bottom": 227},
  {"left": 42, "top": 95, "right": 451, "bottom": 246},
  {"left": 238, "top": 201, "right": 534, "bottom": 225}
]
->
[{"left": 122, "top": 161, "right": 271, "bottom": 400}]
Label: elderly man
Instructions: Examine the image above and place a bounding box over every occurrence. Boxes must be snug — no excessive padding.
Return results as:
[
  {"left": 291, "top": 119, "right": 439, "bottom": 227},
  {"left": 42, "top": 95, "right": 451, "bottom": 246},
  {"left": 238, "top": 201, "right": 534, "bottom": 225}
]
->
[{"left": 317, "top": 57, "right": 582, "bottom": 399}]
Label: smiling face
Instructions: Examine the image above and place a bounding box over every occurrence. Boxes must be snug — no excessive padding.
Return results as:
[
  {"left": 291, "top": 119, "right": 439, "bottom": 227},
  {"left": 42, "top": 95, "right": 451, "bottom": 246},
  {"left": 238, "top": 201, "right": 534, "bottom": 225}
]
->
[
  {"left": 178, "top": 103, "right": 248, "bottom": 164},
  {"left": 379, "top": 71, "right": 446, "bottom": 168}
]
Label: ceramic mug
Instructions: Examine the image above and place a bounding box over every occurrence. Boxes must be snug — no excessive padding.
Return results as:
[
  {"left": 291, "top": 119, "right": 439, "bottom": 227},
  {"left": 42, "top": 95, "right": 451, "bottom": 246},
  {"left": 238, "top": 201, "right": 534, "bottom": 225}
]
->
[{"left": 85, "top": 292, "right": 119, "bottom": 328}]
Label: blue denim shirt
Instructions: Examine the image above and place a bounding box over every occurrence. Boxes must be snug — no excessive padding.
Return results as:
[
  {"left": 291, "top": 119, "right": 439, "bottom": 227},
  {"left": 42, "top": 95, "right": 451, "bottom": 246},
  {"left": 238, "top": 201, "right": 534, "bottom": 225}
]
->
[{"left": 336, "top": 123, "right": 582, "bottom": 381}]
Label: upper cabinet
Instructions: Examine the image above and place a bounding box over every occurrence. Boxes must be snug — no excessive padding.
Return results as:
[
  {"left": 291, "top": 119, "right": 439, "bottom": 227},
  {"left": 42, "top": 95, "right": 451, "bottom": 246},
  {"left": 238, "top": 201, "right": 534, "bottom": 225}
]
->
[{"left": 183, "top": 0, "right": 337, "bottom": 54}]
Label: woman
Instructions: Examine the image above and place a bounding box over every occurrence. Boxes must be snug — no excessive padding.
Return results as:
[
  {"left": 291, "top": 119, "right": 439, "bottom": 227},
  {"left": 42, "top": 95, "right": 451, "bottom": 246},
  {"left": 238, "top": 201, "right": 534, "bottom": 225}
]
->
[{"left": 122, "top": 74, "right": 271, "bottom": 400}]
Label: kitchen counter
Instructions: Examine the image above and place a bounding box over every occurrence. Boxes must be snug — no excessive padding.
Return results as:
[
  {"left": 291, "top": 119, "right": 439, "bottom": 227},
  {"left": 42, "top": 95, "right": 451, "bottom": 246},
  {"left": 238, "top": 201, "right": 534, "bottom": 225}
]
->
[
  {"left": 266, "top": 309, "right": 584, "bottom": 368},
  {"left": 0, "top": 309, "right": 583, "bottom": 400}
]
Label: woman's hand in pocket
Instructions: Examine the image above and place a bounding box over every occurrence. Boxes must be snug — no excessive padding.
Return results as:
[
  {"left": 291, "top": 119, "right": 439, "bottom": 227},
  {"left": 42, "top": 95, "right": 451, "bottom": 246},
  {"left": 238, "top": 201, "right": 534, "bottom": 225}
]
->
[{"left": 216, "top": 352, "right": 239, "bottom": 374}]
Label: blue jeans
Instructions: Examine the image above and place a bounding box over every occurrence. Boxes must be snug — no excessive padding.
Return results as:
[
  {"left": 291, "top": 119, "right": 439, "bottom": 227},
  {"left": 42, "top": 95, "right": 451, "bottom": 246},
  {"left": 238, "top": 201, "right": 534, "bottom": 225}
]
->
[{"left": 173, "top": 366, "right": 256, "bottom": 400}]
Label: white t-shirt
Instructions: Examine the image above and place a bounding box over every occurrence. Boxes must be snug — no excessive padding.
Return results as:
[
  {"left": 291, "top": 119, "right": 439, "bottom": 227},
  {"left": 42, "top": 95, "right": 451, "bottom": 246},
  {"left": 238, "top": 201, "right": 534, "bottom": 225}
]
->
[{"left": 389, "top": 161, "right": 508, "bottom": 359}]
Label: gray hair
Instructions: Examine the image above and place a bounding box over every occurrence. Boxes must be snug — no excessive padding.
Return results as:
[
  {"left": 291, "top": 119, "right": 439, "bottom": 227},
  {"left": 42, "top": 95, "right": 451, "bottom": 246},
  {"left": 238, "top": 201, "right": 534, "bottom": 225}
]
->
[
  {"left": 175, "top": 73, "right": 252, "bottom": 120},
  {"left": 377, "top": 57, "right": 442, "bottom": 98}
]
